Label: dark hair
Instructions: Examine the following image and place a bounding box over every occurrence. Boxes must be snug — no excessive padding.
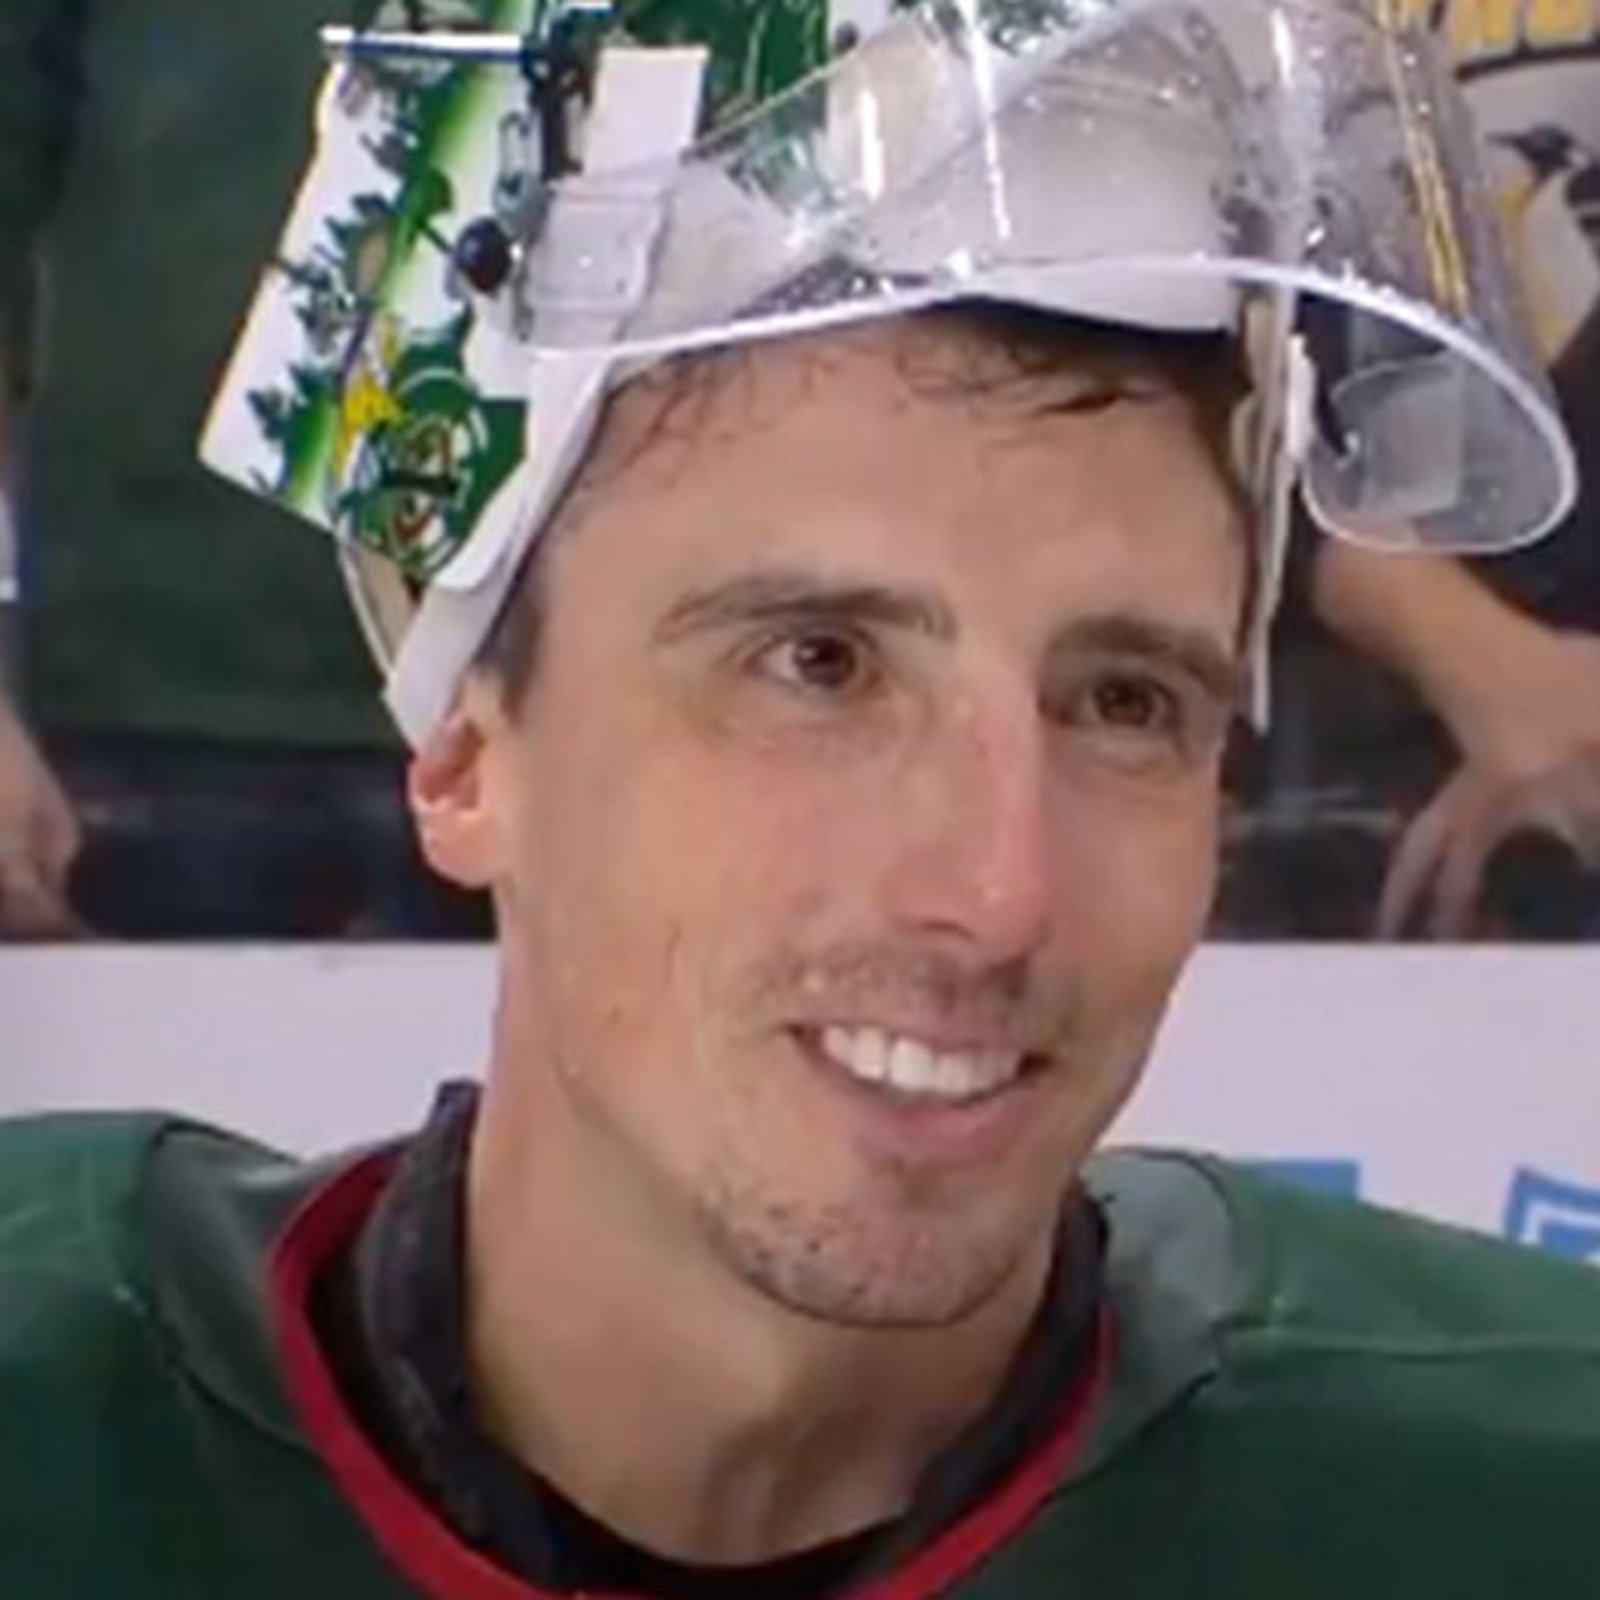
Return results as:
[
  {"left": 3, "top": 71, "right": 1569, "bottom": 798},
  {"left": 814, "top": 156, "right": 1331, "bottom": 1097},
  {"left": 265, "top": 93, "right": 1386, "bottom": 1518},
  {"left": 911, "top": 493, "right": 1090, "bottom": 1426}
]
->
[{"left": 473, "top": 300, "right": 1252, "bottom": 705}]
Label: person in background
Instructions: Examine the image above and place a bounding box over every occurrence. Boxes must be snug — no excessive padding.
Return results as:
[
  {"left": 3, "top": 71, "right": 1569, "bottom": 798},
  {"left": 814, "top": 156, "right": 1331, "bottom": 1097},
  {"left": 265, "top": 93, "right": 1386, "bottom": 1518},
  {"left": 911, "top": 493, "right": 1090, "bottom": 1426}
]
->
[
  {"left": 1230, "top": 21, "right": 1600, "bottom": 941},
  {"left": 0, "top": 255, "right": 79, "bottom": 936}
]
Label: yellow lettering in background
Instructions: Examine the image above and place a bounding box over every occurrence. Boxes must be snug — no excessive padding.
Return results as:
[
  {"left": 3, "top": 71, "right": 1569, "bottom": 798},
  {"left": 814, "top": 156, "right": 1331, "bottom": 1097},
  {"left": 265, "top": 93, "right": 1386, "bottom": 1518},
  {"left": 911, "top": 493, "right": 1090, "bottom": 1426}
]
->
[
  {"left": 1444, "top": 0, "right": 1600, "bottom": 61},
  {"left": 1388, "top": 0, "right": 1436, "bottom": 29},
  {"left": 1523, "top": 0, "right": 1596, "bottom": 45},
  {"left": 1449, "top": 0, "right": 1523, "bottom": 59}
]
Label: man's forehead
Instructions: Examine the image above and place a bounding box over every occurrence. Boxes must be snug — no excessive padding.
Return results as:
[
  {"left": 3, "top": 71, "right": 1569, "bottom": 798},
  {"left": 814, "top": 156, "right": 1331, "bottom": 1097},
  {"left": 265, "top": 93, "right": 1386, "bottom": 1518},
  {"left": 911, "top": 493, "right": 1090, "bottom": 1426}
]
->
[
  {"left": 538, "top": 318, "right": 1247, "bottom": 655},
  {"left": 572, "top": 312, "right": 1236, "bottom": 504}
]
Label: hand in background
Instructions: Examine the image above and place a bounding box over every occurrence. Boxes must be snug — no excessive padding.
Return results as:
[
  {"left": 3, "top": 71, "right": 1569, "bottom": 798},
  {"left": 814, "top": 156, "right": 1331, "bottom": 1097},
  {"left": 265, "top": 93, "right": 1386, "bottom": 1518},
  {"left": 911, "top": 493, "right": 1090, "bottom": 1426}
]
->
[
  {"left": 0, "top": 704, "right": 81, "bottom": 938},
  {"left": 1377, "top": 630, "right": 1600, "bottom": 938}
]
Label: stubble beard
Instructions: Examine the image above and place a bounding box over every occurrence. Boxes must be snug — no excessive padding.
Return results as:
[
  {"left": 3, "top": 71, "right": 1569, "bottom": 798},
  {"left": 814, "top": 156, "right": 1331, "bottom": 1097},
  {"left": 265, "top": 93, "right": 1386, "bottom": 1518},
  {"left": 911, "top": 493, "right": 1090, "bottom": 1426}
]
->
[{"left": 692, "top": 1159, "right": 1044, "bottom": 1331}]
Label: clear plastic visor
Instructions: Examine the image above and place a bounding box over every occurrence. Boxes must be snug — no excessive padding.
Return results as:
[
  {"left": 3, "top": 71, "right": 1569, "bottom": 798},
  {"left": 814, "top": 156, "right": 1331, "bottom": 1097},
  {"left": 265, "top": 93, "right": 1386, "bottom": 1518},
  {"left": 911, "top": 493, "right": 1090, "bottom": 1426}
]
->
[{"left": 525, "top": 0, "right": 1575, "bottom": 552}]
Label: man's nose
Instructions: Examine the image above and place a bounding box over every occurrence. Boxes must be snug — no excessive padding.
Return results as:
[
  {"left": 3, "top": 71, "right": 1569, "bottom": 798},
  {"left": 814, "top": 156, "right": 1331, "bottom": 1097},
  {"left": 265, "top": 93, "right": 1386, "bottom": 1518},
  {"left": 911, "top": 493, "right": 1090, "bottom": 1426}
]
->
[{"left": 879, "top": 686, "right": 1057, "bottom": 966}]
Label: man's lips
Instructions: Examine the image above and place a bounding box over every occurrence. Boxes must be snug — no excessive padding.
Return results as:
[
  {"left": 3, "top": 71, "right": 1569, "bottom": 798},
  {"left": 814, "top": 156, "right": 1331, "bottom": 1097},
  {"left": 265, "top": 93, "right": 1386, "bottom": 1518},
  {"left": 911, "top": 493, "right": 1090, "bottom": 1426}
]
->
[
  {"left": 785, "top": 1023, "right": 1053, "bottom": 1166},
  {"left": 796, "top": 1021, "right": 1040, "bottom": 1103}
]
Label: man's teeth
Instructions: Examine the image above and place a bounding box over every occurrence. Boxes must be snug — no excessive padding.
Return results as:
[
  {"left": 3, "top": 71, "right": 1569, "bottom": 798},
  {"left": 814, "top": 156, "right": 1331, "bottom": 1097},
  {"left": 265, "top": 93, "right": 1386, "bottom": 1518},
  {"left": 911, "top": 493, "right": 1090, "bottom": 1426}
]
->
[{"left": 816, "top": 1026, "right": 1024, "bottom": 1101}]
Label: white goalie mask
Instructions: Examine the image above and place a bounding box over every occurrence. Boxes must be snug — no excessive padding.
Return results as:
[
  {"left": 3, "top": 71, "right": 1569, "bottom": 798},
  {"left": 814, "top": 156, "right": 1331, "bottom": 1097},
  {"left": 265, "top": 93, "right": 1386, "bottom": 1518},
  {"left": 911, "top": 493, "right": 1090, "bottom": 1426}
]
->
[{"left": 203, "top": 0, "right": 1576, "bottom": 742}]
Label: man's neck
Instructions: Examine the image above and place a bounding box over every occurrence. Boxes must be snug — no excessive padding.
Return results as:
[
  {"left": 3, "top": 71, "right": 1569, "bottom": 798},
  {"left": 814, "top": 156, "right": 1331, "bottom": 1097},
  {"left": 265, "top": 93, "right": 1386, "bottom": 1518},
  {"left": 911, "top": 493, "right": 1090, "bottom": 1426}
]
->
[{"left": 462, "top": 1063, "right": 1056, "bottom": 1567}]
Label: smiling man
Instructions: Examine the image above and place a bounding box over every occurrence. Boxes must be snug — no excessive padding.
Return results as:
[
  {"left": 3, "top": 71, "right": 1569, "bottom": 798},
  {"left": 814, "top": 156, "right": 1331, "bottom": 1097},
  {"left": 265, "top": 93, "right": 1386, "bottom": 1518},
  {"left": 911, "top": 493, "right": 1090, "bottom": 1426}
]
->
[
  {"left": 398, "top": 305, "right": 1251, "bottom": 1580},
  {"left": 3, "top": 0, "right": 1600, "bottom": 1595},
  {"left": 448, "top": 307, "right": 1244, "bottom": 1329}
]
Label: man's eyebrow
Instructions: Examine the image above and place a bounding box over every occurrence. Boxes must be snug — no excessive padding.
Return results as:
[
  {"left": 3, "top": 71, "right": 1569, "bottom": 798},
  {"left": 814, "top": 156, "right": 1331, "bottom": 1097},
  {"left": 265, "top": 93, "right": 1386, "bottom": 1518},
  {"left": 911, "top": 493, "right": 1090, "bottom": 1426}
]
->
[
  {"left": 1048, "top": 612, "right": 1244, "bottom": 707},
  {"left": 653, "top": 571, "right": 958, "bottom": 646}
]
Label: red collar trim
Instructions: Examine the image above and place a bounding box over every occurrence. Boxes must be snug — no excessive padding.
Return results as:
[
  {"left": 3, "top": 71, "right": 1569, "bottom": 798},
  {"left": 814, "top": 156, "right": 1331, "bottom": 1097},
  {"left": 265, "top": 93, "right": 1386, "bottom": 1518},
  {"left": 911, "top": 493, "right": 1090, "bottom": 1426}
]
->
[{"left": 269, "top": 1151, "right": 1114, "bottom": 1600}]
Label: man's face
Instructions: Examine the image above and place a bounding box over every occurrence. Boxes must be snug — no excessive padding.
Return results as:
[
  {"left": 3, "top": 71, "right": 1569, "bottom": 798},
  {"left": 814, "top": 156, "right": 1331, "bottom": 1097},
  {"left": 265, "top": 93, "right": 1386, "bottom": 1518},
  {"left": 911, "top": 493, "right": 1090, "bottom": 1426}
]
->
[{"left": 453, "top": 317, "right": 1245, "bottom": 1328}]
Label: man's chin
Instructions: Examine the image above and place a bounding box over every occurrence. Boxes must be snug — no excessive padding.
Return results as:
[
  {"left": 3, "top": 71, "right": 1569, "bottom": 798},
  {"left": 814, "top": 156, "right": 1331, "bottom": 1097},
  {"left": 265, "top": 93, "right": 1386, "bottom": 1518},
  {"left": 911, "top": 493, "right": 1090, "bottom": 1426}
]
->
[{"left": 700, "top": 1192, "right": 1039, "bottom": 1332}]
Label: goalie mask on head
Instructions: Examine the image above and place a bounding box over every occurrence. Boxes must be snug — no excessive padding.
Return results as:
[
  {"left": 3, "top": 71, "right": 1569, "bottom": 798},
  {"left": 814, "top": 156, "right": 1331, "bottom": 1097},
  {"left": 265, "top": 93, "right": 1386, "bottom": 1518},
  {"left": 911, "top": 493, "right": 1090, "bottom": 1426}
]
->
[{"left": 202, "top": 0, "right": 1577, "bottom": 745}]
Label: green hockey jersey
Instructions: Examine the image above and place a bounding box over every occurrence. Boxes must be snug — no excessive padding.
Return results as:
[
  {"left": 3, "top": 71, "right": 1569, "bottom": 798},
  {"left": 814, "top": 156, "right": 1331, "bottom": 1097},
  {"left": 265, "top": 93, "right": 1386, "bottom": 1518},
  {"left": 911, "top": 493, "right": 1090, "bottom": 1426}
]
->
[{"left": 0, "top": 1110, "right": 1596, "bottom": 1598}]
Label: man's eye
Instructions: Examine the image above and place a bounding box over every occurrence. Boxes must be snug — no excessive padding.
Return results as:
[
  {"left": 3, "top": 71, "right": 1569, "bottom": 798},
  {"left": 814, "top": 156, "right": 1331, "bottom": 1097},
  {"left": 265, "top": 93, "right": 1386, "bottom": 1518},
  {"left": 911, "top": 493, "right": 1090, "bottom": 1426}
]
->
[
  {"left": 1078, "top": 672, "right": 1183, "bottom": 738},
  {"left": 753, "top": 629, "right": 878, "bottom": 698}
]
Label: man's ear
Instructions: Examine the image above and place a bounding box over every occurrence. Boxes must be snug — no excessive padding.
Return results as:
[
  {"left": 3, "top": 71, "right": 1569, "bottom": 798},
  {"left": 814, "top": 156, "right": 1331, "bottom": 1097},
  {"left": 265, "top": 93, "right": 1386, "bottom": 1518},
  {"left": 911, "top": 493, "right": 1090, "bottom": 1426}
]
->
[{"left": 407, "top": 682, "right": 504, "bottom": 889}]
